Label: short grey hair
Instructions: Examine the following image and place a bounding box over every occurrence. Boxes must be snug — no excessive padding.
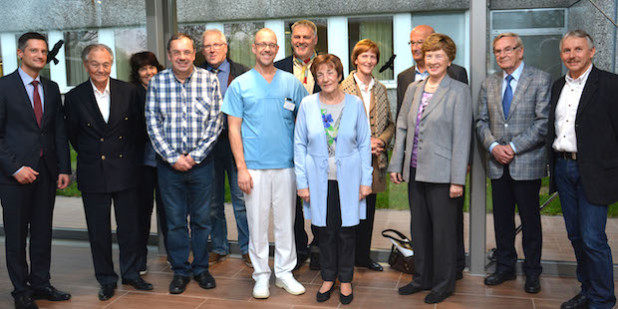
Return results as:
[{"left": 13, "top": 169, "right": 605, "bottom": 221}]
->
[
  {"left": 291, "top": 20, "right": 317, "bottom": 37},
  {"left": 81, "top": 44, "right": 114, "bottom": 63},
  {"left": 202, "top": 29, "right": 227, "bottom": 45},
  {"left": 492, "top": 32, "right": 524, "bottom": 50},
  {"left": 560, "top": 30, "right": 595, "bottom": 50}
]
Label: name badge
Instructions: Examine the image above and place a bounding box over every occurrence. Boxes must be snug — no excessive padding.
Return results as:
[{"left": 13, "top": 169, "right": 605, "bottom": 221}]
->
[{"left": 283, "top": 98, "right": 295, "bottom": 111}]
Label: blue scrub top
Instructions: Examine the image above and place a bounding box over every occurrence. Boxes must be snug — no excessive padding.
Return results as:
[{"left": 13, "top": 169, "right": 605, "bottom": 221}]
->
[{"left": 222, "top": 69, "right": 308, "bottom": 169}]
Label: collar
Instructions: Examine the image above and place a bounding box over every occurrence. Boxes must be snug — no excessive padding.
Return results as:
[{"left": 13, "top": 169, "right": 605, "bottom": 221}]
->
[
  {"left": 294, "top": 52, "right": 316, "bottom": 65},
  {"left": 353, "top": 72, "right": 374, "bottom": 90},
  {"left": 503, "top": 61, "right": 524, "bottom": 81},
  {"left": 18, "top": 67, "right": 41, "bottom": 85},
  {"left": 566, "top": 63, "right": 593, "bottom": 85},
  {"left": 206, "top": 59, "right": 229, "bottom": 73},
  {"left": 90, "top": 78, "right": 110, "bottom": 95},
  {"left": 172, "top": 66, "right": 197, "bottom": 83}
]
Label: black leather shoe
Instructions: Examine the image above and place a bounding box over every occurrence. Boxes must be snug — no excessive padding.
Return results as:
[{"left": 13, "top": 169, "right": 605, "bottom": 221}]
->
[
  {"left": 524, "top": 276, "right": 541, "bottom": 293},
  {"left": 14, "top": 294, "right": 38, "bottom": 309},
  {"left": 309, "top": 251, "right": 321, "bottom": 270},
  {"left": 169, "top": 275, "right": 190, "bottom": 294},
  {"left": 356, "top": 259, "right": 383, "bottom": 271},
  {"left": 294, "top": 253, "right": 309, "bottom": 271},
  {"left": 424, "top": 291, "right": 452, "bottom": 304},
  {"left": 122, "top": 277, "right": 153, "bottom": 291},
  {"left": 398, "top": 282, "right": 425, "bottom": 295},
  {"left": 561, "top": 292, "right": 588, "bottom": 309},
  {"left": 484, "top": 271, "right": 516, "bottom": 286},
  {"left": 98, "top": 284, "right": 116, "bottom": 301},
  {"left": 194, "top": 271, "right": 216, "bottom": 289},
  {"left": 316, "top": 283, "right": 335, "bottom": 302},
  {"left": 32, "top": 285, "right": 71, "bottom": 301},
  {"left": 456, "top": 271, "right": 463, "bottom": 280},
  {"left": 340, "top": 292, "right": 354, "bottom": 305}
]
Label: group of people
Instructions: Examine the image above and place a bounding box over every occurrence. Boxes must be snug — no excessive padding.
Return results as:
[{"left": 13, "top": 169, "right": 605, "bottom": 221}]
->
[{"left": 0, "top": 17, "right": 616, "bottom": 309}]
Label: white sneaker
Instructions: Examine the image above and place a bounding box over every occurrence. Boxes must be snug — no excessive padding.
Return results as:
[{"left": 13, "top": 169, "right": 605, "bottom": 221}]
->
[
  {"left": 275, "top": 276, "right": 306, "bottom": 295},
  {"left": 252, "top": 278, "right": 270, "bottom": 299}
]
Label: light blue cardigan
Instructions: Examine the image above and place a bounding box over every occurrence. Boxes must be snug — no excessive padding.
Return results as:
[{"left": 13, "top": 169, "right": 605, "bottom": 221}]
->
[{"left": 294, "top": 93, "right": 373, "bottom": 227}]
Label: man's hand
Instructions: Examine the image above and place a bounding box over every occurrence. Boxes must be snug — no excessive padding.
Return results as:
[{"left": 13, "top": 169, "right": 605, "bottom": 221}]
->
[
  {"left": 237, "top": 168, "right": 253, "bottom": 194},
  {"left": 390, "top": 172, "right": 403, "bottom": 184},
  {"left": 14, "top": 167, "right": 38, "bottom": 184},
  {"left": 359, "top": 185, "right": 372, "bottom": 200},
  {"left": 449, "top": 184, "right": 464, "bottom": 199},
  {"left": 371, "top": 137, "right": 385, "bottom": 155},
  {"left": 57, "top": 174, "right": 70, "bottom": 189},
  {"left": 491, "top": 144, "right": 514, "bottom": 165},
  {"left": 298, "top": 188, "right": 310, "bottom": 203},
  {"left": 172, "top": 154, "right": 196, "bottom": 172}
]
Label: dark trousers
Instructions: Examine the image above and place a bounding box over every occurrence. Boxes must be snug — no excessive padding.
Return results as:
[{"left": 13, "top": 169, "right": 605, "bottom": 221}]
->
[
  {"left": 555, "top": 158, "right": 615, "bottom": 309},
  {"left": 455, "top": 193, "right": 465, "bottom": 273},
  {"left": 82, "top": 187, "right": 140, "bottom": 285},
  {"left": 0, "top": 159, "right": 55, "bottom": 297},
  {"left": 408, "top": 169, "right": 457, "bottom": 294},
  {"left": 295, "top": 195, "right": 319, "bottom": 256},
  {"left": 316, "top": 181, "right": 356, "bottom": 283},
  {"left": 136, "top": 165, "right": 168, "bottom": 270},
  {"left": 491, "top": 166, "right": 542, "bottom": 277},
  {"left": 355, "top": 193, "right": 376, "bottom": 265}
]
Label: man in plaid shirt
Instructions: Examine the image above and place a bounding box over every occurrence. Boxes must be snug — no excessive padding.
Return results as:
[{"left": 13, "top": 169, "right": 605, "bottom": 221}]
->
[{"left": 146, "top": 33, "right": 222, "bottom": 295}]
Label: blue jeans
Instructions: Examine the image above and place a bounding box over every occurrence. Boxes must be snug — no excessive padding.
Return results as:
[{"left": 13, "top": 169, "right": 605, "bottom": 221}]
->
[
  {"left": 210, "top": 133, "right": 249, "bottom": 255},
  {"left": 157, "top": 156, "right": 214, "bottom": 277},
  {"left": 555, "top": 158, "right": 616, "bottom": 309}
]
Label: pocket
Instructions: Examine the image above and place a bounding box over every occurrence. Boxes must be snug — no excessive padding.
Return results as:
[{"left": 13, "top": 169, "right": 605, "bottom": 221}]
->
[
  {"left": 194, "top": 97, "right": 210, "bottom": 116},
  {"left": 433, "top": 144, "right": 452, "bottom": 160}
]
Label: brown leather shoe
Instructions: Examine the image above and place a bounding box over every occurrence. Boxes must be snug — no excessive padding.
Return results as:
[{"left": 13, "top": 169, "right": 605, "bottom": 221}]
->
[
  {"left": 242, "top": 253, "right": 253, "bottom": 268},
  {"left": 208, "top": 252, "right": 229, "bottom": 265}
]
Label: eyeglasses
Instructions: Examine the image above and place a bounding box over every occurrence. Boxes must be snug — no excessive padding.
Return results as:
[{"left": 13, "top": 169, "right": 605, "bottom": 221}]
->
[
  {"left": 493, "top": 45, "right": 520, "bottom": 55},
  {"left": 254, "top": 42, "right": 278, "bottom": 50},
  {"left": 202, "top": 43, "right": 226, "bottom": 51},
  {"left": 408, "top": 40, "right": 424, "bottom": 46}
]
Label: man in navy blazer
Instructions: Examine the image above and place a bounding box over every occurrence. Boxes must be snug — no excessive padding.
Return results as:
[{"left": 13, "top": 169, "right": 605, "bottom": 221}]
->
[
  {"left": 64, "top": 44, "right": 153, "bottom": 301},
  {"left": 548, "top": 30, "right": 618, "bottom": 309},
  {"left": 0, "top": 32, "right": 71, "bottom": 309},
  {"left": 274, "top": 20, "right": 320, "bottom": 270},
  {"left": 476, "top": 32, "right": 551, "bottom": 293}
]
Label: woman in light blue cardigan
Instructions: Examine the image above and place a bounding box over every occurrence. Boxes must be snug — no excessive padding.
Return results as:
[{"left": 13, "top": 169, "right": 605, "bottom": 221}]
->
[{"left": 294, "top": 54, "right": 372, "bottom": 305}]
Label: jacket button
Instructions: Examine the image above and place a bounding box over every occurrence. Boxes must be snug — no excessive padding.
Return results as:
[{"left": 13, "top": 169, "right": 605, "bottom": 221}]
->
[
  {"left": 87, "top": 123, "right": 91, "bottom": 127},
  {"left": 124, "top": 117, "right": 129, "bottom": 120},
  {"left": 118, "top": 136, "right": 123, "bottom": 139},
  {"left": 119, "top": 154, "right": 123, "bottom": 158},
  {"left": 101, "top": 155, "right": 106, "bottom": 160},
  {"left": 100, "top": 138, "right": 104, "bottom": 142}
]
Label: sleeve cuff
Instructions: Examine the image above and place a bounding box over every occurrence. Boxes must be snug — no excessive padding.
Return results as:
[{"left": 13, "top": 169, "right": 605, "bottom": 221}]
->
[{"left": 488, "top": 142, "right": 499, "bottom": 153}]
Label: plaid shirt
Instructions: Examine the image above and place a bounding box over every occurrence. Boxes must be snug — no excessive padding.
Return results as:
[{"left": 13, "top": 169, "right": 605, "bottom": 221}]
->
[{"left": 146, "top": 67, "right": 223, "bottom": 165}]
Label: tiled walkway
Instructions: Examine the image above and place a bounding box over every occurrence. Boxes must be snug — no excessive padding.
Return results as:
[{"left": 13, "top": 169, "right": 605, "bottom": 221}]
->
[{"left": 0, "top": 240, "right": 614, "bottom": 308}]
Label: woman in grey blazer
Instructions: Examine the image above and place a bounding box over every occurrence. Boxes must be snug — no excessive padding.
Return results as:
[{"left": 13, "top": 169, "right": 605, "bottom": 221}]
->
[{"left": 387, "top": 33, "right": 472, "bottom": 304}]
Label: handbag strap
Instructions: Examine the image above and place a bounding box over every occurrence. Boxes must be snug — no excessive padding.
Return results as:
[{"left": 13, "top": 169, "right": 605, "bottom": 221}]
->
[{"left": 381, "top": 229, "right": 411, "bottom": 243}]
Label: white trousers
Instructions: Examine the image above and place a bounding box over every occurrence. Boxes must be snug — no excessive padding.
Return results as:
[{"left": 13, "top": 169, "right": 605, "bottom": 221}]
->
[{"left": 244, "top": 168, "right": 297, "bottom": 281}]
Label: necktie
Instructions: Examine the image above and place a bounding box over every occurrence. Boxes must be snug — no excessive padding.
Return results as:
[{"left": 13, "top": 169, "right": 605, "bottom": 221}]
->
[
  {"left": 31, "top": 80, "right": 43, "bottom": 127},
  {"left": 502, "top": 74, "right": 514, "bottom": 119}
]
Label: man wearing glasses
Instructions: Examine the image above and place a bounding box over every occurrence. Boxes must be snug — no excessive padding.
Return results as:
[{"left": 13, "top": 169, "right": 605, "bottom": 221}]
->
[
  {"left": 199, "top": 29, "right": 251, "bottom": 268},
  {"left": 475, "top": 32, "right": 551, "bottom": 293},
  {"left": 223, "top": 28, "right": 308, "bottom": 299}
]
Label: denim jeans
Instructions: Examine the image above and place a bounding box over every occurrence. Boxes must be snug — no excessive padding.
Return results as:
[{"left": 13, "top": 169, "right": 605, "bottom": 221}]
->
[
  {"left": 210, "top": 133, "right": 249, "bottom": 255},
  {"left": 157, "top": 156, "right": 214, "bottom": 277},
  {"left": 555, "top": 158, "right": 616, "bottom": 309}
]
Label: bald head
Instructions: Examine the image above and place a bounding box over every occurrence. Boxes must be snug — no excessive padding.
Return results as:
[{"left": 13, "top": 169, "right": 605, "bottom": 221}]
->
[
  {"left": 410, "top": 25, "right": 436, "bottom": 63},
  {"left": 255, "top": 28, "right": 277, "bottom": 42}
]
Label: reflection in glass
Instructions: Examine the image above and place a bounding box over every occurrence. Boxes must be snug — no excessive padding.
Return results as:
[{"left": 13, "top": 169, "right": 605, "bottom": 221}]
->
[
  {"left": 65, "top": 30, "right": 98, "bottom": 87},
  {"left": 114, "top": 28, "right": 147, "bottom": 82},
  {"left": 225, "top": 22, "right": 264, "bottom": 69},
  {"left": 348, "top": 16, "right": 394, "bottom": 80},
  {"left": 283, "top": 19, "right": 328, "bottom": 58}
]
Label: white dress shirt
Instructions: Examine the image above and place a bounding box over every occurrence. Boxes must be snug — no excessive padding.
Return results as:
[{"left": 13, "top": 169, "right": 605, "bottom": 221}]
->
[
  {"left": 552, "top": 64, "right": 593, "bottom": 152},
  {"left": 91, "top": 79, "right": 111, "bottom": 123},
  {"left": 353, "top": 73, "right": 374, "bottom": 127}
]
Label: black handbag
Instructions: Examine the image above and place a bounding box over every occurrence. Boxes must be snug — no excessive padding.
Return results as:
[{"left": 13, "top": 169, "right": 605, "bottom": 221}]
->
[{"left": 381, "top": 229, "right": 415, "bottom": 274}]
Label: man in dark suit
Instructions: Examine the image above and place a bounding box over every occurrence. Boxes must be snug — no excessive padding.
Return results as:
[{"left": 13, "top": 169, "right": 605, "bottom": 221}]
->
[
  {"left": 199, "top": 29, "right": 251, "bottom": 267},
  {"left": 548, "top": 30, "right": 618, "bottom": 309},
  {"left": 476, "top": 32, "right": 551, "bottom": 293},
  {"left": 64, "top": 44, "right": 153, "bottom": 301},
  {"left": 396, "top": 24, "right": 469, "bottom": 279},
  {"left": 0, "top": 32, "right": 71, "bottom": 309},
  {"left": 274, "top": 19, "right": 319, "bottom": 270},
  {"left": 396, "top": 25, "right": 468, "bottom": 117}
]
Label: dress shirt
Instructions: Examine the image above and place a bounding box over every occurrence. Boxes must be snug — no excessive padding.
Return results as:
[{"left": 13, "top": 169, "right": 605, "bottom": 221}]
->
[
  {"left": 293, "top": 55, "right": 316, "bottom": 94},
  {"left": 488, "top": 62, "right": 525, "bottom": 154},
  {"left": 353, "top": 73, "right": 374, "bottom": 127},
  {"left": 146, "top": 67, "right": 223, "bottom": 165},
  {"left": 411, "top": 91, "right": 434, "bottom": 168},
  {"left": 414, "top": 66, "right": 429, "bottom": 81},
  {"left": 90, "top": 79, "right": 111, "bottom": 123},
  {"left": 18, "top": 67, "right": 45, "bottom": 111},
  {"left": 552, "top": 64, "right": 593, "bottom": 153},
  {"left": 205, "top": 59, "right": 230, "bottom": 97}
]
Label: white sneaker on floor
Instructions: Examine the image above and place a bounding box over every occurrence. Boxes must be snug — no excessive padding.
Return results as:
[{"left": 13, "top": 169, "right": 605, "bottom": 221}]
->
[
  {"left": 275, "top": 276, "right": 306, "bottom": 295},
  {"left": 252, "top": 278, "right": 270, "bottom": 299}
]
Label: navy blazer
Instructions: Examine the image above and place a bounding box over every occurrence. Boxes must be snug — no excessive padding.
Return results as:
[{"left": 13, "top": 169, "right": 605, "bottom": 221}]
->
[
  {"left": 0, "top": 70, "right": 70, "bottom": 184},
  {"left": 274, "top": 55, "right": 322, "bottom": 94},
  {"left": 64, "top": 78, "right": 140, "bottom": 193}
]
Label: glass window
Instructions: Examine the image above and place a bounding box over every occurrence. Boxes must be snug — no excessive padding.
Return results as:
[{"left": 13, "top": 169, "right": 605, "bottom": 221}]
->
[
  {"left": 283, "top": 18, "right": 328, "bottom": 58},
  {"left": 348, "top": 16, "right": 394, "bottom": 80},
  {"left": 224, "top": 22, "right": 264, "bottom": 69},
  {"left": 64, "top": 30, "right": 98, "bottom": 87},
  {"left": 492, "top": 10, "right": 566, "bottom": 30},
  {"left": 114, "top": 27, "right": 147, "bottom": 82}
]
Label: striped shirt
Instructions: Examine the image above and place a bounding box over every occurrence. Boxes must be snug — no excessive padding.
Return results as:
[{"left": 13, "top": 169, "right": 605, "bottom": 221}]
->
[{"left": 146, "top": 67, "right": 223, "bottom": 165}]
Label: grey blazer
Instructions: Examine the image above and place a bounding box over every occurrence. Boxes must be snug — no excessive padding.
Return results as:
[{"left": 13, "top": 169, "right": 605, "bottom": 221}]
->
[
  {"left": 475, "top": 64, "right": 551, "bottom": 181},
  {"left": 387, "top": 75, "right": 472, "bottom": 185}
]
